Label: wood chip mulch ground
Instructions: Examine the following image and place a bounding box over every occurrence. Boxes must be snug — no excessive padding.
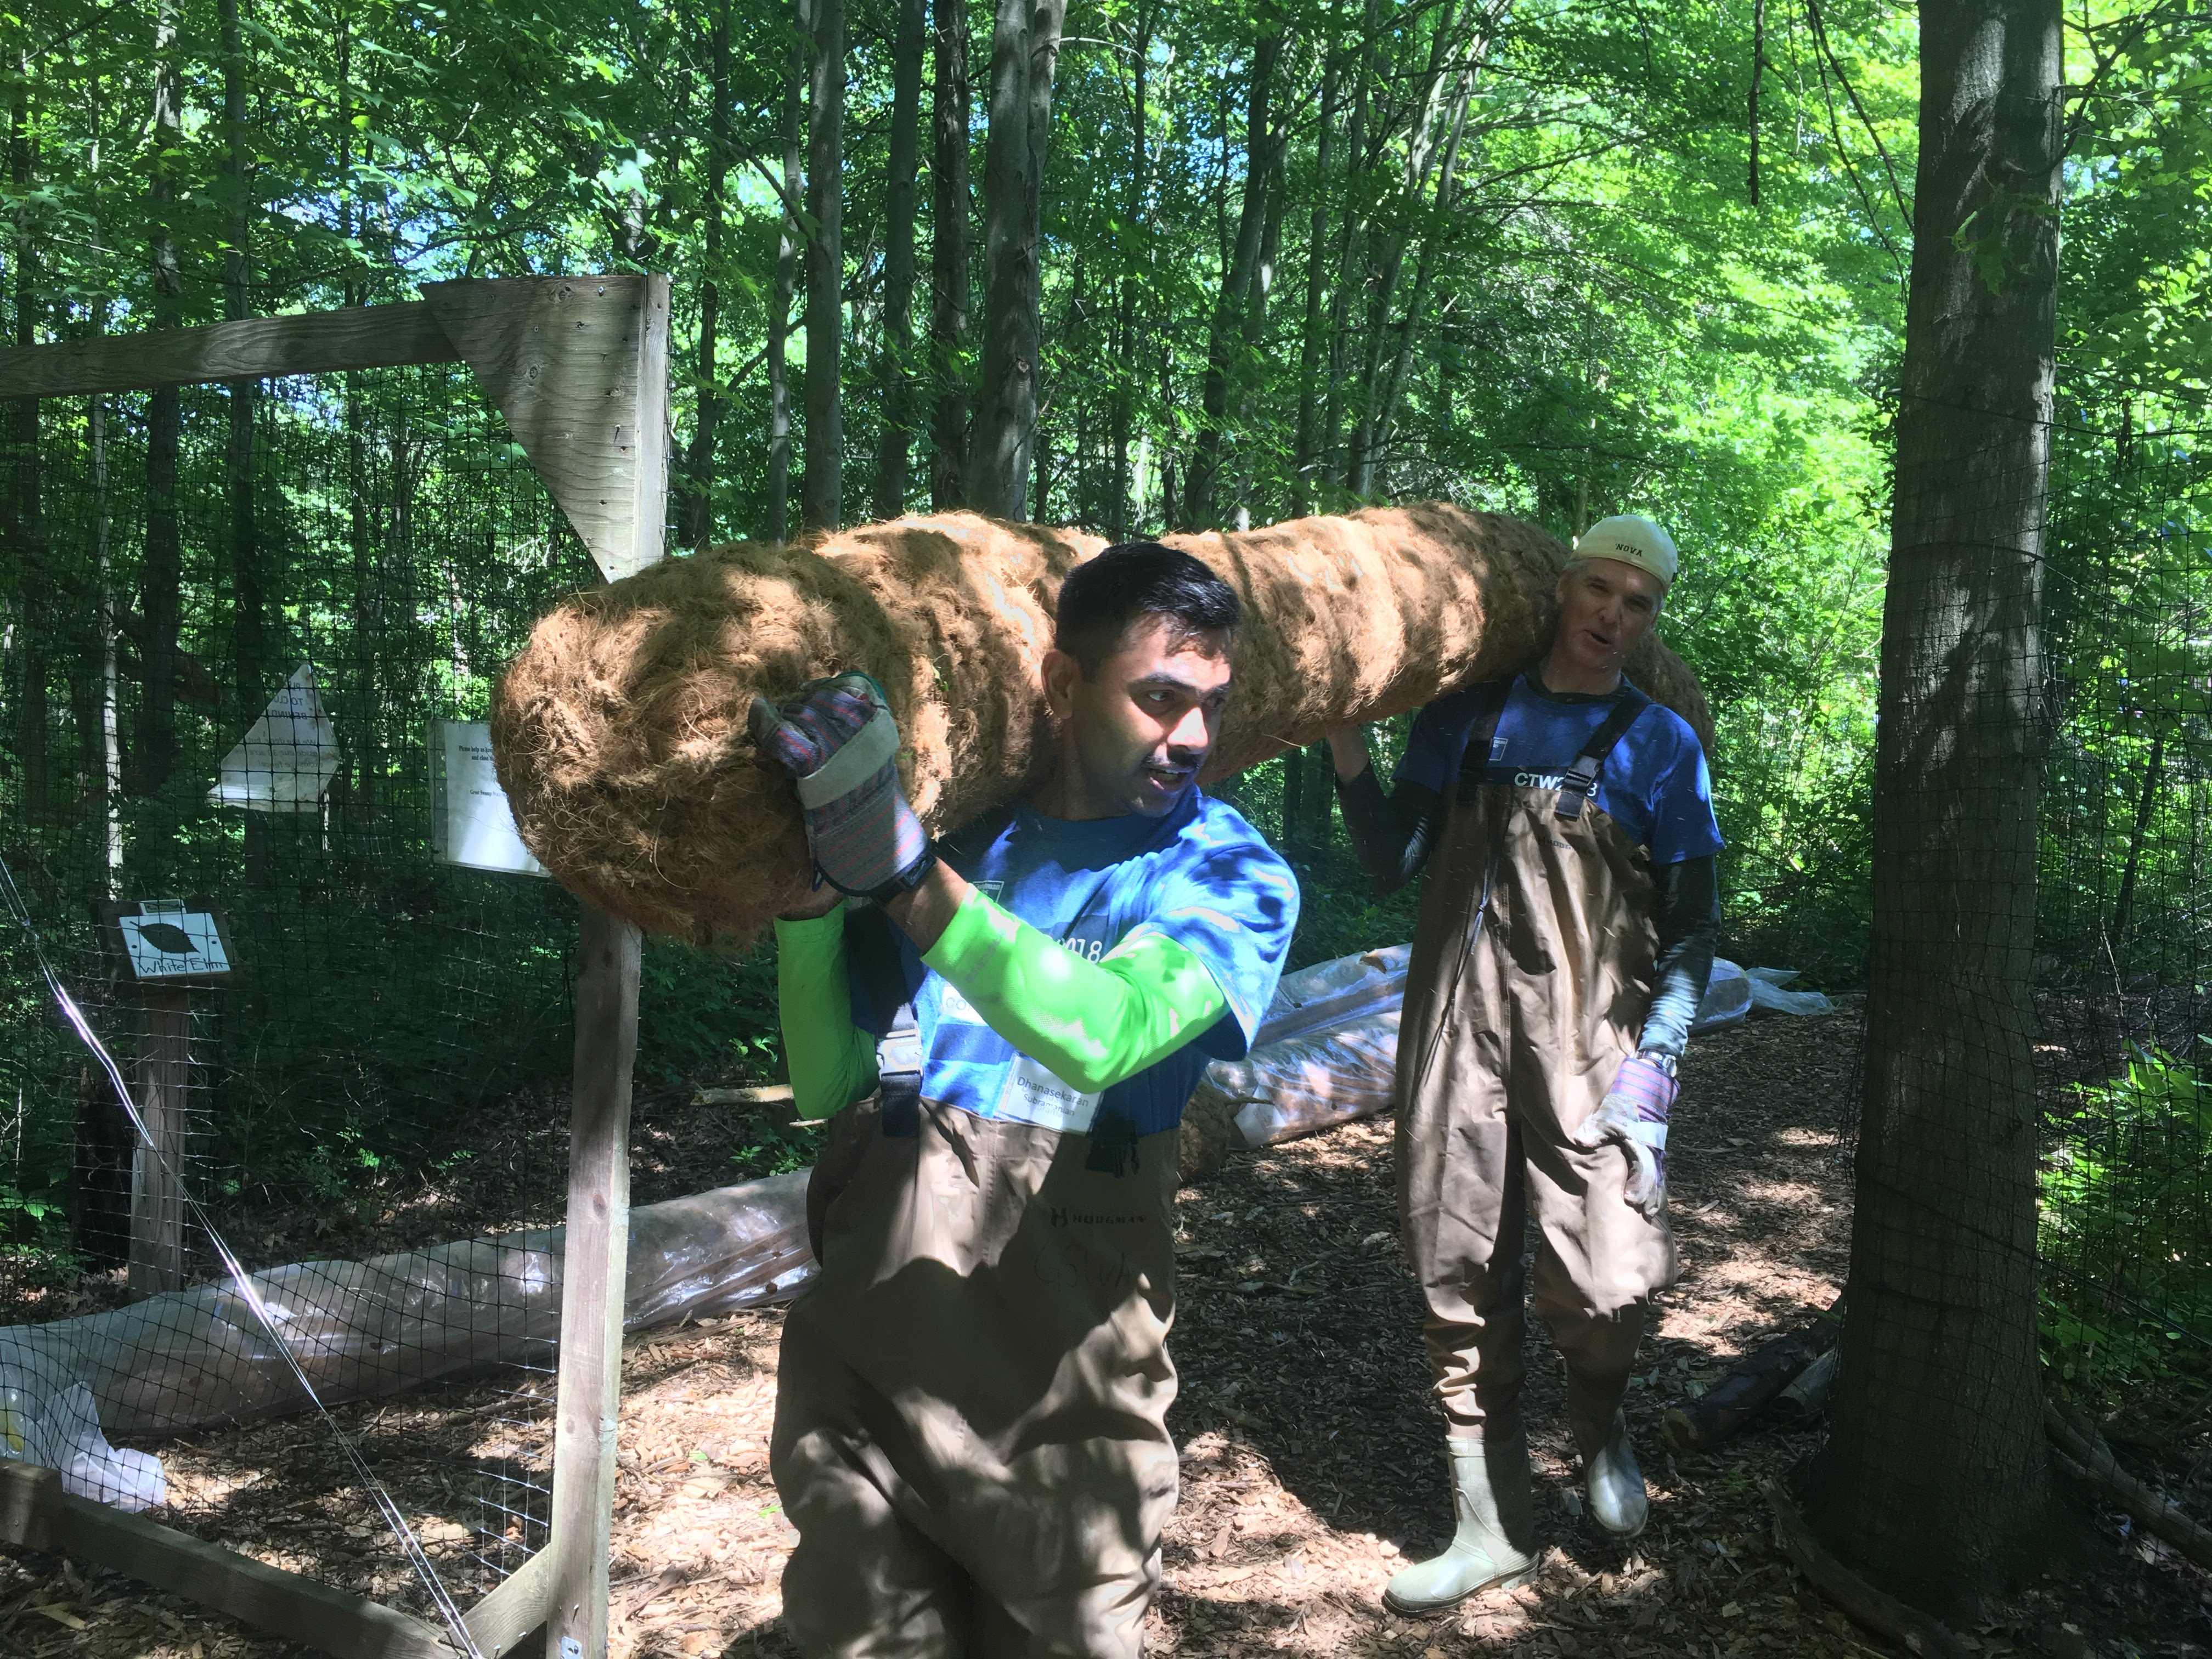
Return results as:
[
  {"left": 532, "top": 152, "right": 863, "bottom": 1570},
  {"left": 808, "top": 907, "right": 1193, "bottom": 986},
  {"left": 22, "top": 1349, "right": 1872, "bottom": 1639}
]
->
[{"left": 4, "top": 1000, "right": 2209, "bottom": 1658}]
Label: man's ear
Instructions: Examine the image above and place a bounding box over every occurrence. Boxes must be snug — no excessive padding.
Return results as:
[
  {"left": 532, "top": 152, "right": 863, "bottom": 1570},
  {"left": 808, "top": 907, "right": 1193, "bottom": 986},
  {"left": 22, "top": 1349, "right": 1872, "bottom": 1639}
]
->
[{"left": 1041, "top": 647, "right": 1082, "bottom": 720}]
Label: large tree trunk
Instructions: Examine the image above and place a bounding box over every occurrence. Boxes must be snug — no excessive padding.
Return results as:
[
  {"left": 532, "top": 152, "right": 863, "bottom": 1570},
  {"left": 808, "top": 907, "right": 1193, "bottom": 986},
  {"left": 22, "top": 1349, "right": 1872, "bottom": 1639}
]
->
[
  {"left": 1183, "top": 29, "right": 1282, "bottom": 531},
  {"left": 138, "top": 0, "right": 185, "bottom": 798},
  {"left": 871, "top": 0, "right": 926, "bottom": 520},
  {"left": 927, "top": 0, "right": 973, "bottom": 511},
  {"left": 1801, "top": 0, "right": 2063, "bottom": 1614},
  {"left": 965, "top": 0, "right": 1070, "bottom": 519},
  {"left": 766, "top": 3, "right": 804, "bottom": 541},
  {"left": 221, "top": 0, "right": 267, "bottom": 721},
  {"left": 800, "top": 0, "right": 845, "bottom": 532},
  {"left": 680, "top": 2, "right": 732, "bottom": 551}
]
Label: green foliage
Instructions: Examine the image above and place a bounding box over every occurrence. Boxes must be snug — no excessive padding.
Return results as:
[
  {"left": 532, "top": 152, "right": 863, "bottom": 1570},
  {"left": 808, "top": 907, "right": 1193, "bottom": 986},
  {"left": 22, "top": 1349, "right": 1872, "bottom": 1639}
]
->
[
  {"left": 636, "top": 936, "right": 782, "bottom": 1090},
  {"left": 2039, "top": 1043, "right": 2212, "bottom": 1400}
]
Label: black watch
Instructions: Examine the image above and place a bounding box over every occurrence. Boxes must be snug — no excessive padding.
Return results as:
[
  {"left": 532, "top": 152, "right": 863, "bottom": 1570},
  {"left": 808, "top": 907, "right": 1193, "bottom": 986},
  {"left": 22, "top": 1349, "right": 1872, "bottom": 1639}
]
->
[{"left": 851, "top": 844, "right": 938, "bottom": 906}]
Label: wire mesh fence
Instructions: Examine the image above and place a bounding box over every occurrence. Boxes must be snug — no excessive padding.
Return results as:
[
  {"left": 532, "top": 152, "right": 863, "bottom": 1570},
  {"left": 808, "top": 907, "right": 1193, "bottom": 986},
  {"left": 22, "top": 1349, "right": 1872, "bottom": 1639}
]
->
[
  {"left": 2032, "top": 426, "right": 2212, "bottom": 1404},
  {"left": 0, "top": 366, "right": 599, "bottom": 1629}
]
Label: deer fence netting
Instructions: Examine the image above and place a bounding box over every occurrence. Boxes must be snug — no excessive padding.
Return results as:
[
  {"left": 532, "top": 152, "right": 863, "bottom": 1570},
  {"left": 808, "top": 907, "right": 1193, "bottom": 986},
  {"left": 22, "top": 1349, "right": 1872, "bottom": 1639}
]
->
[{"left": 0, "top": 366, "right": 637, "bottom": 1624}]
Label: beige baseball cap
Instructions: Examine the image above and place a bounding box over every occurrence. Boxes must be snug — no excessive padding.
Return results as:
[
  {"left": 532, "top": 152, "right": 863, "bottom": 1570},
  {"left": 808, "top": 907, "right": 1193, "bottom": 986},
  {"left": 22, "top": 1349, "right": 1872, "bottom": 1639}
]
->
[{"left": 1571, "top": 515, "right": 1678, "bottom": 589}]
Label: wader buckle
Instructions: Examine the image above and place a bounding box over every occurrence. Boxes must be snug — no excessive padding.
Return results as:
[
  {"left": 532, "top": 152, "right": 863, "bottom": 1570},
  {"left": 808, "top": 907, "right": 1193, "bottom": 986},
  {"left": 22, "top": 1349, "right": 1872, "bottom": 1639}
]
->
[{"left": 877, "top": 1023, "right": 924, "bottom": 1137}]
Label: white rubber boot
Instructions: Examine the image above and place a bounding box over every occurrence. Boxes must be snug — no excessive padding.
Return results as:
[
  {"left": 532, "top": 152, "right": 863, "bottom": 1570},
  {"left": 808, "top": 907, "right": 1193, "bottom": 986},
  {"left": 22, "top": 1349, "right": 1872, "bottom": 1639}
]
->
[
  {"left": 1582, "top": 1410, "right": 1648, "bottom": 1538},
  {"left": 1384, "top": 1435, "right": 1541, "bottom": 1614}
]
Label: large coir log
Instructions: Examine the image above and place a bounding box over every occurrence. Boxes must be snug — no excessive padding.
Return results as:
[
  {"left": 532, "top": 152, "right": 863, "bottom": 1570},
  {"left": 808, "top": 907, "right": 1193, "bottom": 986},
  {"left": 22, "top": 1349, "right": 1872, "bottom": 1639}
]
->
[{"left": 492, "top": 504, "right": 1713, "bottom": 940}]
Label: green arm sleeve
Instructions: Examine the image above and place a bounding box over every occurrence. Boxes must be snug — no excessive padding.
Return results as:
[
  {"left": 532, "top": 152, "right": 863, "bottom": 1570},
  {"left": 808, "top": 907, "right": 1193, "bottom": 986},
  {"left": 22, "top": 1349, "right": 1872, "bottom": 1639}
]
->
[
  {"left": 921, "top": 889, "right": 1232, "bottom": 1093},
  {"left": 773, "top": 904, "right": 879, "bottom": 1118}
]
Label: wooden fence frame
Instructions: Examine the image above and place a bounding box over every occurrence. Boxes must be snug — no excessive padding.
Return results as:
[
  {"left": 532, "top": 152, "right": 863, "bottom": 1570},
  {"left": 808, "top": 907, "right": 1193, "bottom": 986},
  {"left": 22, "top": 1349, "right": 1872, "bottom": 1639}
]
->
[{"left": 0, "top": 273, "right": 673, "bottom": 1659}]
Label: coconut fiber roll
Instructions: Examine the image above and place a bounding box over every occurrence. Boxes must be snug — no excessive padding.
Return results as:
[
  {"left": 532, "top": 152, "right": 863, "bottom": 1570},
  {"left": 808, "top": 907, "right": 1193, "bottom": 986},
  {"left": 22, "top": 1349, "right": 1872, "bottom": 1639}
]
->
[{"left": 490, "top": 504, "right": 1713, "bottom": 941}]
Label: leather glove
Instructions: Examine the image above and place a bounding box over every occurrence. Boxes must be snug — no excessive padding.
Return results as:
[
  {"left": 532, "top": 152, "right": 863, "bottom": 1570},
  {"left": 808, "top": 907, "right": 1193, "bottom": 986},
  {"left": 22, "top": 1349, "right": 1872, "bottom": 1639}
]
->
[
  {"left": 1572, "top": 1052, "right": 1677, "bottom": 1221},
  {"left": 748, "top": 672, "right": 934, "bottom": 902}
]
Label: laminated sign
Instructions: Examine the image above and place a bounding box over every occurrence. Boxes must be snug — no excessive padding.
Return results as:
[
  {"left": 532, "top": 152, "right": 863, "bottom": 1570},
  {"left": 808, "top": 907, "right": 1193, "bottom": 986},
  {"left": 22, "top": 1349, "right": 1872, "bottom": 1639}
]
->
[
  {"left": 430, "top": 719, "right": 549, "bottom": 877},
  {"left": 99, "top": 898, "right": 235, "bottom": 984},
  {"left": 207, "top": 663, "right": 341, "bottom": 811}
]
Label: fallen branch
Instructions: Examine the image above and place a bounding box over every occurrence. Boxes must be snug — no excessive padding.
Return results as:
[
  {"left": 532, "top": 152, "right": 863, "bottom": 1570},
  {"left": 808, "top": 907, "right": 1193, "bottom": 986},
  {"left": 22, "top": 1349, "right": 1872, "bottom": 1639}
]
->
[
  {"left": 2045, "top": 1401, "right": 2212, "bottom": 1570},
  {"left": 1664, "top": 1298, "right": 1844, "bottom": 1453},
  {"left": 1769, "top": 1347, "right": 1838, "bottom": 1426},
  {"left": 1762, "top": 1477, "right": 1973, "bottom": 1659}
]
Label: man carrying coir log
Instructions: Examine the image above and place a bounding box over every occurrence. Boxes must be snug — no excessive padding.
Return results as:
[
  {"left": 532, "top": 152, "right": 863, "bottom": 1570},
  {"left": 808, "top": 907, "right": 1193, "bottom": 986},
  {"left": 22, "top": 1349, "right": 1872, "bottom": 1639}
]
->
[
  {"left": 1329, "top": 515, "right": 1722, "bottom": 1612},
  {"left": 754, "top": 542, "right": 1298, "bottom": 1657}
]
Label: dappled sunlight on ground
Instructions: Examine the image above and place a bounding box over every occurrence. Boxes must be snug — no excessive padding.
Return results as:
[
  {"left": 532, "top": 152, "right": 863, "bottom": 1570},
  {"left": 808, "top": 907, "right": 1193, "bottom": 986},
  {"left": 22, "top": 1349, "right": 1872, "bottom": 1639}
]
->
[{"left": 4, "top": 998, "right": 2209, "bottom": 1656}]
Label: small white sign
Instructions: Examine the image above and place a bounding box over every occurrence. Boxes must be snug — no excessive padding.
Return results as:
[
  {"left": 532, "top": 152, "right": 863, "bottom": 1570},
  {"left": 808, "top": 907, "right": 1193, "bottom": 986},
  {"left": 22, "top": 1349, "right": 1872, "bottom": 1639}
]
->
[
  {"left": 430, "top": 720, "right": 549, "bottom": 877},
  {"left": 117, "top": 901, "right": 230, "bottom": 979},
  {"left": 208, "top": 663, "right": 341, "bottom": 812}
]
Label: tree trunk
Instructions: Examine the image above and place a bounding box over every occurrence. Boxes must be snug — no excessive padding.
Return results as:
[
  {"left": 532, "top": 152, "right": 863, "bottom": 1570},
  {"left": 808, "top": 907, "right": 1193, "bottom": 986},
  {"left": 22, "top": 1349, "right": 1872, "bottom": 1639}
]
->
[
  {"left": 1235, "top": 170, "right": 1285, "bottom": 524},
  {"left": 2108, "top": 725, "right": 2164, "bottom": 957},
  {"left": 767, "top": 2, "right": 804, "bottom": 541},
  {"left": 1184, "top": 29, "right": 1283, "bottom": 531},
  {"left": 1107, "top": 0, "right": 1153, "bottom": 538},
  {"left": 1349, "top": 4, "right": 1469, "bottom": 496},
  {"left": 1370, "top": 78, "right": 1475, "bottom": 488},
  {"left": 1748, "top": 0, "right": 1765, "bottom": 206},
  {"left": 966, "top": 0, "right": 1070, "bottom": 519},
  {"left": 801, "top": 0, "right": 845, "bottom": 532},
  {"left": 337, "top": 20, "right": 379, "bottom": 828},
  {"left": 680, "top": 2, "right": 732, "bottom": 551},
  {"left": 1289, "top": 36, "right": 1342, "bottom": 518},
  {"left": 94, "top": 392, "right": 121, "bottom": 883},
  {"left": 221, "top": 0, "right": 266, "bottom": 720},
  {"left": 927, "top": 0, "right": 973, "bottom": 511},
  {"left": 138, "top": 0, "right": 185, "bottom": 798},
  {"left": 86, "top": 117, "right": 121, "bottom": 882},
  {"left": 1321, "top": 0, "right": 1382, "bottom": 488},
  {"left": 871, "top": 0, "right": 926, "bottom": 520},
  {"left": 8, "top": 64, "right": 47, "bottom": 819},
  {"left": 1801, "top": 0, "right": 2063, "bottom": 1614}
]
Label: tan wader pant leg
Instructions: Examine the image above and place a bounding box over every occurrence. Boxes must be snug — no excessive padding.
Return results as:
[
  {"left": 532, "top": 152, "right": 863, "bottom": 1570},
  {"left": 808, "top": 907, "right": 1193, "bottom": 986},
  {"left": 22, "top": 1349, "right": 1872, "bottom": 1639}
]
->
[
  {"left": 1397, "top": 783, "right": 1678, "bottom": 1449},
  {"left": 774, "top": 1099, "right": 1180, "bottom": 1659}
]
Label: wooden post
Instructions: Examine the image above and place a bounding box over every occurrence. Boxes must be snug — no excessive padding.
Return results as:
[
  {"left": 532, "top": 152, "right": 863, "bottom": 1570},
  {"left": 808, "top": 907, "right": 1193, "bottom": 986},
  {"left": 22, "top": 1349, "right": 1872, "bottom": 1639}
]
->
[
  {"left": 544, "top": 904, "right": 640, "bottom": 1659},
  {"left": 129, "top": 985, "right": 191, "bottom": 1297},
  {"left": 433, "top": 270, "right": 670, "bottom": 1659}
]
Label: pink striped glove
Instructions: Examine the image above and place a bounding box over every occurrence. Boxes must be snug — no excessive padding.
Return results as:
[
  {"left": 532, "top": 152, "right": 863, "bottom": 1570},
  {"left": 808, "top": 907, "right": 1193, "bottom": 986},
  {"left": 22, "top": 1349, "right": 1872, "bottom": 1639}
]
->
[
  {"left": 748, "top": 673, "right": 934, "bottom": 902},
  {"left": 1573, "top": 1052, "right": 1677, "bottom": 1221}
]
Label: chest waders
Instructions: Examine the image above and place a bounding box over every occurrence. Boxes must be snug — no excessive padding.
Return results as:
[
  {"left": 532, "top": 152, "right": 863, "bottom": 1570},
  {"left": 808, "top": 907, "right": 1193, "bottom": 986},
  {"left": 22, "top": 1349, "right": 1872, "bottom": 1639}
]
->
[
  {"left": 772, "top": 1018, "right": 1181, "bottom": 1659},
  {"left": 1394, "top": 680, "right": 1677, "bottom": 1453}
]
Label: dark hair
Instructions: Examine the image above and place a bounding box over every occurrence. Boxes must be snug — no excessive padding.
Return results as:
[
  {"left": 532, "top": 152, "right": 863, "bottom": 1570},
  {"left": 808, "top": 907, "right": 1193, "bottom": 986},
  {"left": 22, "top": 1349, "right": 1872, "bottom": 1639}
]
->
[{"left": 1053, "top": 541, "right": 1241, "bottom": 675}]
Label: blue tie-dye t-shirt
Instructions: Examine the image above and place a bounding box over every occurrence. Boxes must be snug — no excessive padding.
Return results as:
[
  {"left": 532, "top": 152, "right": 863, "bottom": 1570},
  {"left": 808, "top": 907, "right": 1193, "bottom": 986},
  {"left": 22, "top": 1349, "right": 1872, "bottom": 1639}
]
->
[
  {"left": 1395, "top": 674, "right": 1723, "bottom": 865},
  {"left": 844, "top": 789, "right": 1300, "bottom": 1136}
]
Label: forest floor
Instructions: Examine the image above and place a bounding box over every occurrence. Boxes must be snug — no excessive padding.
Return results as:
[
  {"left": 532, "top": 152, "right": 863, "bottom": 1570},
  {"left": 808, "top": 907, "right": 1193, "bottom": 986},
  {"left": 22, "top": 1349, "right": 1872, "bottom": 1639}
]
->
[{"left": 3, "top": 1000, "right": 2209, "bottom": 1658}]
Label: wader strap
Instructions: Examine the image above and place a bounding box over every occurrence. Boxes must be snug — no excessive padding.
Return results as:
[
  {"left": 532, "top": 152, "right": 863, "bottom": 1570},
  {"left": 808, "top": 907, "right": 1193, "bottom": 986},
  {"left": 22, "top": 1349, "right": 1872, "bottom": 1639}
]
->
[
  {"left": 1453, "top": 680, "right": 1519, "bottom": 790},
  {"left": 876, "top": 1007, "right": 922, "bottom": 1137},
  {"left": 1555, "top": 688, "right": 1651, "bottom": 821}
]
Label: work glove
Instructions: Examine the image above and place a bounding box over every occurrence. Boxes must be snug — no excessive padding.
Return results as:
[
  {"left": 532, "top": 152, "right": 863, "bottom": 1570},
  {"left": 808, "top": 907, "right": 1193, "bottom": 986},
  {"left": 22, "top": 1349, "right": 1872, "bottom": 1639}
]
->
[
  {"left": 748, "top": 672, "right": 934, "bottom": 903},
  {"left": 1573, "top": 1052, "right": 1677, "bottom": 1222}
]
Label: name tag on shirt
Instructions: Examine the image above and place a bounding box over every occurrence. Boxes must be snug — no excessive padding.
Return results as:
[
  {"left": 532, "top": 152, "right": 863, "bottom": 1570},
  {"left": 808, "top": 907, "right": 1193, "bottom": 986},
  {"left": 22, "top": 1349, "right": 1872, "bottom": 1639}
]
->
[{"left": 997, "top": 1053, "right": 1102, "bottom": 1132}]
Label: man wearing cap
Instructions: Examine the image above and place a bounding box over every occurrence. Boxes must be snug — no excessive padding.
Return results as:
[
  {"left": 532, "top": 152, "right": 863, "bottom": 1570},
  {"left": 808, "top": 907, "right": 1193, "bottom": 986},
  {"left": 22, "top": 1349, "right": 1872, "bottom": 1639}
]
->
[{"left": 1328, "top": 515, "right": 1722, "bottom": 1611}]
